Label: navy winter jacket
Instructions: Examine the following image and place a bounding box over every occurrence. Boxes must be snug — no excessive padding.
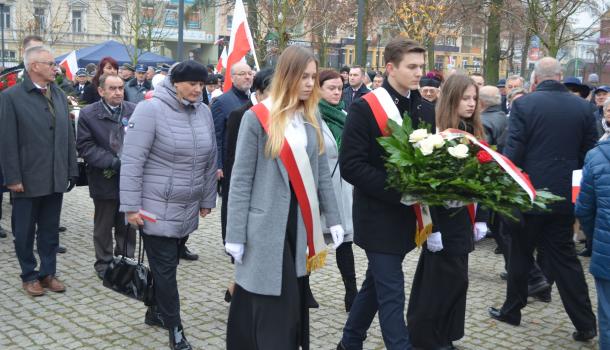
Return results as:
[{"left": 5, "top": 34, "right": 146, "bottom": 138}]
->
[{"left": 575, "top": 140, "right": 610, "bottom": 281}]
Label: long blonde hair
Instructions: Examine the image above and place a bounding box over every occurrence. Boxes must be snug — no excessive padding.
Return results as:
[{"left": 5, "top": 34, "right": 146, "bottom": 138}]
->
[{"left": 265, "top": 46, "right": 324, "bottom": 158}]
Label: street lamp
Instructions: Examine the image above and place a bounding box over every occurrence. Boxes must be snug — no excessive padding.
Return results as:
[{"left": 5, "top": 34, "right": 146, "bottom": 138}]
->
[{"left": 0, "top": 2, "right": 5, "bottom": 68}]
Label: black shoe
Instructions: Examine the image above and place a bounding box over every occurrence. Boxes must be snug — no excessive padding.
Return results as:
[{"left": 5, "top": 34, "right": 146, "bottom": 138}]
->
[
  {"left": 0, "top": 227, "right": 7, "bottom": 238},
  {"left": 573, "top": 329, "right": 596, "bottom": 342},
  {"left": 169, "top": 325, "right": 191, "bottom": 350},
  {"left": 500, "top": 271, "right": 508, "bottom": 280},
  {"left": 494, "top": 246, "right": 503, "bottom": 254},
  {"left": 578, "top": 248, "right": 592, "bottom": 257},
  {"left": 488, "top": 307, "right": 520, "bottom": 326},
  {"left": 57, "top": 245, "right": 67, "bottom": 254},
  {"left": 532, "top": 289, "right": 552, "bottom": 303},
  {"left": 96, "top": 270, "right": 105, "bottom": 280},
  {"left": 343, "top": 276, "right": 358, "bottom": 312},
  {"left": 528, "top": 280, "right": 550, "bottom": 296},
  {"left": 180, "top": 246, "right": 199, "bottom": 261},
  {"left": 336, "top": 342, "right": 346, "bottom": 350},
  {"left": 58, "top": 226, "right": 67, "bottom": 232},
  {"left": 145, "top": 306, "right": 168, "bottom": 330}
]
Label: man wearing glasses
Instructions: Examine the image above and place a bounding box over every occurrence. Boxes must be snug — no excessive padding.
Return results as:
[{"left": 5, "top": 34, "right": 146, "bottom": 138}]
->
[
  {"left": 0, "top": 46, "right": 78, "bottom": 297},
  {"left": 210, "top": 62, "right": 253, "bottom": 244}
]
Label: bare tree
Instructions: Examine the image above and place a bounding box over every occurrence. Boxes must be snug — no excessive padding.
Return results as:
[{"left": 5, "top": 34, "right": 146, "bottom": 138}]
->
[{"left": 589, "top": 46, "right": 610, "bottom": 78}]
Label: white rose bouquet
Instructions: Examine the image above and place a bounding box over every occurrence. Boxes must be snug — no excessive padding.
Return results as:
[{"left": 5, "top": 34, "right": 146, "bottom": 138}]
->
[{"left": 378, "top": 116, "right": 561, "bottom": 219}]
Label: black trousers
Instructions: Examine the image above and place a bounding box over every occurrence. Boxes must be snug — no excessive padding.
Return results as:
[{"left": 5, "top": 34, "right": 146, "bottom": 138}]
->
[
  {"left": 12, "top": 193, "right": 63, "bottom": 282},
  {"left": 142, "top": 233, "right": 188, "bottom": 329},
  {"left": 92, "top": 199, "right": 136, "bottom": 274},
  {"left": 501, "top": 214, "right": 596, "bottom": 331}
]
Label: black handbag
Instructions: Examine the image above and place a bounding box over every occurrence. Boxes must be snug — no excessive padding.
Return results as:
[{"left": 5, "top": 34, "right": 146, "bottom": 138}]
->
[{"left": 102, "top": 227, "right": 155, "bottom": 306}]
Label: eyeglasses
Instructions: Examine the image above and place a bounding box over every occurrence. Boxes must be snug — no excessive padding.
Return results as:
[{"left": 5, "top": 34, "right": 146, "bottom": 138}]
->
[
  {"left": 235, "top": 71, "right": 254, "bottom": 77},
  {"left": 35, "top": 61, "right": 57, "bottom": 67}
]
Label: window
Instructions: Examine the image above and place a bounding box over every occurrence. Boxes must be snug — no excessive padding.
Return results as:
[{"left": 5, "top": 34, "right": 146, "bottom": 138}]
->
[
  {"left": 1, "top": 6, "right": 10, "bottom": 29},
  {"left": 34, "top": 7, "right": 46, "bottom": 33},
  {"left": 72, "top": 10, "right": 82, "bottom": 33},
  {"left": 446, "top": 36, "right": 457, "bottom": 47},
  {"left": 227, "top": 15, "right": 233, "bottom": 31},
  {"left": 2, "top": 50, "right": 15, "bottom": 60},
  {"left": 112, "top": 14, "right": 121, "bottom": 35}
]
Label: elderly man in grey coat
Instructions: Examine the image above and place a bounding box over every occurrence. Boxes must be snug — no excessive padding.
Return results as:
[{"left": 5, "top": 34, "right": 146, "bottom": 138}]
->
[
  {"left": 0, "top": 46, "right": 78, "bottom": 297},
  {"left": 479, "top": 85, "right": 508, "bottom": 150}
]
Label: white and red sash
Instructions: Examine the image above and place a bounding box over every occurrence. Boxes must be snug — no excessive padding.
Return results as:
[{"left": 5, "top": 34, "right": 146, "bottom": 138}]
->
[{"left": 250, "top": 100, "right": 328, "bottom": 272}]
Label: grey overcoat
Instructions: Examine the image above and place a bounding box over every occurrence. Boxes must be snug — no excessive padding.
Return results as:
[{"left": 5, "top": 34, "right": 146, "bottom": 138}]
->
[
  {"left": 226, "top": 110, "right": 341, "bottom": 296},
  {"left": 119, "top": 77, "right": 217, "bottom": 238},
  {"left": 0, "top": 74, "right": 78, "bottom": 198}
]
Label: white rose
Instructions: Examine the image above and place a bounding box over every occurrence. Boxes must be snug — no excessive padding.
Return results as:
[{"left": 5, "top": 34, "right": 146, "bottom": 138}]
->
[
  {"left": 409, "top": 129, "right": 429, "bottom": 143},
  {"left": 418, "top": 137, "right": 435, "bottom": 156},
  {"left": 447, "top": 144, "right": 469, "bottom": 159},
  {"left": 427, "top": 134, "right": 445, "bottom": 149}
]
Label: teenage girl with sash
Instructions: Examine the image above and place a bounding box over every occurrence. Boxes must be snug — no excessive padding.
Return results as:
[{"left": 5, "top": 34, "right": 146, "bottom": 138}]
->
[
  {"left": 406, "top": 74, "right": 489, "bottom": 349},
  {"left": 224, "top": 45, "right": 343, "bottom": 349}
]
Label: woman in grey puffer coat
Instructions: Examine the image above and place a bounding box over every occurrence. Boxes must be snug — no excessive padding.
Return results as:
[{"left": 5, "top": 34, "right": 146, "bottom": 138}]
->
[{"left": 120, "top": 61, "right": 217, "bottom": 350}]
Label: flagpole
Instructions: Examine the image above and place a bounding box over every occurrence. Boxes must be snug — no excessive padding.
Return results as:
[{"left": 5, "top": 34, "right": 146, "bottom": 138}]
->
[{"left": 177, "top": 0, "right": 185, "bottom": 61}]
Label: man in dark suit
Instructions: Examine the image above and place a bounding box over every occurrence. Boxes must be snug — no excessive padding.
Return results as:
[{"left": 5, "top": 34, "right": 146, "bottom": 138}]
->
[
  {"left": 76, "top": 74, "right": 137, "bottom": 280},
  {"left": 73, "top": 68, "right": 90, "bottom": 101},
  {"left": 337, "top": 38, "right": 434, "bottom": 350},
  {"left": 342, "top": 66, "right": 370, "bottom": 109},
  {"left": 211, "top": 61, "right": 252, "bottom": 181},
  {"left": 0, "top": 46, "right": 78, "bottom": 296},
  {"left": 489, "top": 57, "right": 598, "bottom": 342}
]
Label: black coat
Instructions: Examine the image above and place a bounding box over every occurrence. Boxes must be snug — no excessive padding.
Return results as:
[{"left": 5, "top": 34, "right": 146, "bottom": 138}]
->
[
  {"left": 211, "top": 86, "right": 250, "bottom": 169},
  {"left": 0, "top": 74, "right": 78, "bottom": 198},
  {"left": 340, "top": 79, "right": 436, "bottom": 256},
  {"left": 82, "top": 83, "right": 100, "bottom": 104},
  {"left": 73, "top": 81, "right": 90, "bottom": 101},
  {"left": 342, "top": 84, "right": 370, "bottom": 110},
  {"left": 503, "top": 80, "right": 598, "bottom": 214},
  {"left": 76, "top": 100, "right": 136, "bottom": 200}
]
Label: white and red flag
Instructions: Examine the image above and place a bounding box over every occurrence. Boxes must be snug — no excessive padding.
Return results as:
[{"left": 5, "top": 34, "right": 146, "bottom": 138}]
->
[
  {"left": 216, "top": 46, "right": 228, "bottom": 73},
  {"left": 224, "top": 0, "right": 259, "bottom": 92},
  {"left": 59, "top": 50, "right": 79, "bottom": 81}
]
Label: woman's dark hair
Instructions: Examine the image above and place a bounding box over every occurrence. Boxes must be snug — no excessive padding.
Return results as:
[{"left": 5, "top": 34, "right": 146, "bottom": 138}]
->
[
  {"left": 92, "top": 57, "right": 118, "bottom": 87},
  {"left": 318, "top": 70, "right": 342, "bottom": 88},
  {"left": 253, "top": 67, "right": 274, "bottom": 93}
]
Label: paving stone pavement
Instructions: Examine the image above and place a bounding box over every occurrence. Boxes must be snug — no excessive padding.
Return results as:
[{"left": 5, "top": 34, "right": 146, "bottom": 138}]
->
[{"left": 0, "top": 187, "right": 600, "bottom": 349}]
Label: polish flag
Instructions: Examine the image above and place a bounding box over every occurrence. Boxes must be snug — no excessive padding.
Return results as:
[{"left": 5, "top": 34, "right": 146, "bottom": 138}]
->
[
  {"left": 224, "top": 0, "right": 259, "bottom": 92},
  {"left": 572, "top": 169, "right": 582, "bottom": 203},
  {"left": 59, "top": 50, "right": 79, "bottom": 81},
  {"left": 216, "top": 46, "right": 228, "bottom": 73}
]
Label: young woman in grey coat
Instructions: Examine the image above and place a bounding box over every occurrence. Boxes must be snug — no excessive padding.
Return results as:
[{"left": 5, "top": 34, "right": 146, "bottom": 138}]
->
[
  {"left": 317, "top": 69, "right": 357, "bottom": 312},
  {"left": 120, "top": 61, "right": 217, "bottom": 350},
  {"left": 225, "top": 46, "right": 343, "bottom": 349}
]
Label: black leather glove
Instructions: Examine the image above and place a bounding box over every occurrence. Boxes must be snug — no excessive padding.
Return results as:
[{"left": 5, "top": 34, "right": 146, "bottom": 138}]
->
[
  {"left": 66, "top": 177, "right": 78, "bottom": 192},
  {"left": 111, "top": 157, "right": 121, "bottom": 172}
]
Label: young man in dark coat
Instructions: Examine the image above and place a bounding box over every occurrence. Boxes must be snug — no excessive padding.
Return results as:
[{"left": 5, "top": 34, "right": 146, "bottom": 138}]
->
[
  {"left": 341, "top": 66, "right": 370, "bottom": 109},
  {"left": 337, "top": 38, "right": 434, "bottom": 350},
  {"left": 0, "top": 46, "right": 78, "bottom": 296},
  {"left": 76, "top": 74, "right": 137, "bottom": 280},
  {"left": 489, "top": 57, "right": 598, "bottom": 343}
]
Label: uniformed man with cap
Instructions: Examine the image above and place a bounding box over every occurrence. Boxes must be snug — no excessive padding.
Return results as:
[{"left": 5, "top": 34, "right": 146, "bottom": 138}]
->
[
  {"left": 124, "top": 64, "right": 152, "bottom": 104},
  {"left": 73, "top": 68, "right": 90, "bottom": 101}
]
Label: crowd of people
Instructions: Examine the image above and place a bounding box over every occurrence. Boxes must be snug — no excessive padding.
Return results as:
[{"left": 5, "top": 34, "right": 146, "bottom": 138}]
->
[{"left": 1, "top": 33, "right": 609, "bottom": 350}]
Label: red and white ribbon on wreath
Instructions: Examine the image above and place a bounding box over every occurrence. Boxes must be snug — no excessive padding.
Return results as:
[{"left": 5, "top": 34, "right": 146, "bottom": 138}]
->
[{"left": 441, "top": 129, "right": 537, "bottom": 202}]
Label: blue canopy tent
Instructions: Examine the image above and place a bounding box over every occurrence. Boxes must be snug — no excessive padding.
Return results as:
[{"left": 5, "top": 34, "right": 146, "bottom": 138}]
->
[{"left": 55, "top": 40, "right": 174, "bottom": 67}]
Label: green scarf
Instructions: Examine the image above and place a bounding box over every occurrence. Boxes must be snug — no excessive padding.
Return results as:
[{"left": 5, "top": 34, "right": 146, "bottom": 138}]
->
[{"left": 318, "top": 99, "right": 346, "bottom": 148}]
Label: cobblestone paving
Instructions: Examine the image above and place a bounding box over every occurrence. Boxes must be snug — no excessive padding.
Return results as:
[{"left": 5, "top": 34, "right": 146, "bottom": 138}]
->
[{"left": 0, "top": 187, "right": 600, "bottom": 349}]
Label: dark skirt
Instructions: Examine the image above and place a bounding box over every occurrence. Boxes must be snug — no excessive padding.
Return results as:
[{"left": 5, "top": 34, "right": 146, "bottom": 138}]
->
[
  {"left": 226, "top": 189, "right": 314, "bottom": 350},
  {"left": 406, "top": 251, "right": 469, "bottom": 349}
]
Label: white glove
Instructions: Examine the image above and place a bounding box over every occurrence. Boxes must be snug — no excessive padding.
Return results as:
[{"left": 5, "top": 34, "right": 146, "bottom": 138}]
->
[
  {"left": 225, "top": 242, "right": 245, "bottom": 264},
  {"left": 474, "top": 222, "right": 488, "bottom": 242},
  {"left": 427, "top": 232, "right": 444, "bottom": 252},
  {"left": 400, "top": 194, "right": 418, "bottom": 206},
  {"left": 330, "top": 225, "right": 345, "bottom": 249},
  {"left": 444, "top": 200, "right": 465, "bottom": 208}
]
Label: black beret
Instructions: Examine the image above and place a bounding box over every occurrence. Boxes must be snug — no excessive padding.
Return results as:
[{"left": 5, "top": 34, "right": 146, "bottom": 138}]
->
[
  {"left": 420, "top": 77, "right": 440, "bottom": 88},
  {"left": 170, "top": 60, "right": 208, "bottom": 83}
]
